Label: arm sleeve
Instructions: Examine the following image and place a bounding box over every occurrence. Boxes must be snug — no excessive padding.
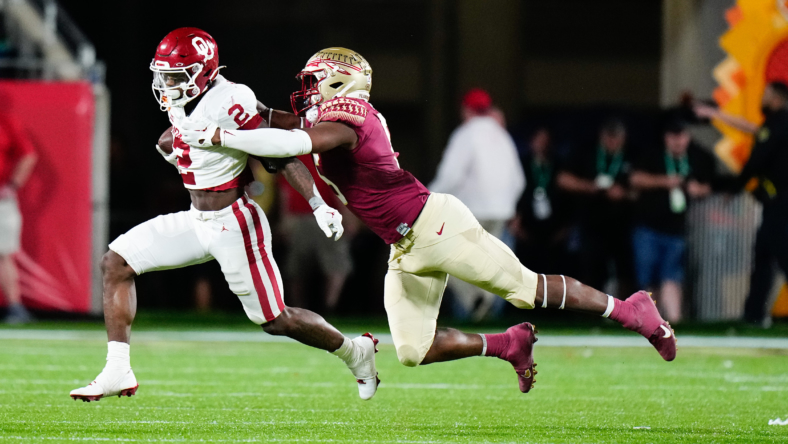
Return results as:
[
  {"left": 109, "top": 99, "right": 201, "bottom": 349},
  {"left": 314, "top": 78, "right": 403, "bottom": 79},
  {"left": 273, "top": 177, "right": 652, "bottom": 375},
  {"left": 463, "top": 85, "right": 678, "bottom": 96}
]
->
[
  {"left": 221, "top": 127, "right": 313, "bottom": 158},
  {"left": 428, "top": 130, "right": 472, "bottom": 193}
]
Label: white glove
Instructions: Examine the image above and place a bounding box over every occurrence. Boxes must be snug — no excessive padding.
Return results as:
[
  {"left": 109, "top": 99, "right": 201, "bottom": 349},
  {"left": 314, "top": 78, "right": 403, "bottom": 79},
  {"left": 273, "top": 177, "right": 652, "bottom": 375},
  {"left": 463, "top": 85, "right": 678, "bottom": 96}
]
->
[
  {"left": 177, "top": 119, "right": 219, "bottom": 148},
  {"left": 313, "top": 204, "right": 344, "bottom": 241},
  {"left": 155, "top": 144, "right": 179, "bottom": 166}
]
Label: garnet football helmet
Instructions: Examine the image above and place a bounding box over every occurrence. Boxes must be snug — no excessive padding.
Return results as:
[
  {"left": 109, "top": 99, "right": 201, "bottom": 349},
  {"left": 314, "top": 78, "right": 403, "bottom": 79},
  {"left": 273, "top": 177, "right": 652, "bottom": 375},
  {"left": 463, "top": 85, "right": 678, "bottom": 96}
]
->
[
  {"left": 290, "top": 47, "right": 372, "bottom": 115},
  {"left": 150, "top": 27, "right": 223, "bottom": 110}
]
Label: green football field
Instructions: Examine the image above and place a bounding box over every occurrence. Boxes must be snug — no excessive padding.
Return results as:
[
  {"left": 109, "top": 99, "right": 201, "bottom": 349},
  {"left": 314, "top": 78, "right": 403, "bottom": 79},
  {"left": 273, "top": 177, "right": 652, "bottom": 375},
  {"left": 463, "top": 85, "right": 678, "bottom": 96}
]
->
[{"left": 0, "top": 334, "right": 786, "bottom": 443}]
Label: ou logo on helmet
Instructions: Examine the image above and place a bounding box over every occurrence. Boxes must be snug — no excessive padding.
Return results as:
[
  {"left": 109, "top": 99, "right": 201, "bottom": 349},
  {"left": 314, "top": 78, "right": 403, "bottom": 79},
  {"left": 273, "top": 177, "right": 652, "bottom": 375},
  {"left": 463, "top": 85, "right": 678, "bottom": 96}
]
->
[{"left": 192, "top": 36, "right": 215, "bottom": 61}]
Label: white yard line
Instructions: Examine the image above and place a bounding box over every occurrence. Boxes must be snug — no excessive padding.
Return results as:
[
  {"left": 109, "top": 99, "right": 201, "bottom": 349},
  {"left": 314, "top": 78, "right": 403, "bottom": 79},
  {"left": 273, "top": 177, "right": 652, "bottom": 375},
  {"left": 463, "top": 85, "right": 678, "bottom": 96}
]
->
[{"left": 0, "top": 329, "right": 787, "bottom": 349}]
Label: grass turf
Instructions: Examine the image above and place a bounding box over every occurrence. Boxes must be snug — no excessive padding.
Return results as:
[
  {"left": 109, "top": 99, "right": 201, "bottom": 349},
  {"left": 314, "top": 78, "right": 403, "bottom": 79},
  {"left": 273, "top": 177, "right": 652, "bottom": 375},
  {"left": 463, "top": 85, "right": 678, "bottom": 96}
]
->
[
  {"left": 0, "top": 337, "right": 787, "bottom": 443},
  {"left": 4, "top": 310, "right": 788, "bottom": 338}
]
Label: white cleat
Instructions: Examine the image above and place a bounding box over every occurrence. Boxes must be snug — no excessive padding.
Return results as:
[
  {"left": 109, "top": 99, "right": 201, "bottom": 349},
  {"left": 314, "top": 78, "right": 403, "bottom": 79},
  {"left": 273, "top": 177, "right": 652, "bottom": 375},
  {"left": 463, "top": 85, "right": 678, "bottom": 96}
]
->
[
  {"left": 348, "top": 333, "right": 380, "bottom": 400},
  {"left": 70, "top": 368, "right": 138, "bottom": 402}
]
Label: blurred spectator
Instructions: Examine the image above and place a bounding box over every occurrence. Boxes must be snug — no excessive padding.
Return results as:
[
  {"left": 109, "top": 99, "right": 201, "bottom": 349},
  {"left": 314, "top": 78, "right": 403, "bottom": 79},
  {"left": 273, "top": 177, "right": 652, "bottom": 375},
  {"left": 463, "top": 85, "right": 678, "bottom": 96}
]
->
[
  {"left": 0, "top": 113, "right": 37, "bottom": 324},
  {"left": 511, "top": 127, "right": 570, "bottom": 274},
  {"left": 557, "top": 118, "right": 635, "bottom": 297},
  {"left": 429, "top": 88, "right": 525, "bottom": 321},
  {"left": 695, "top": 82, "right": 788, "bottom": 326},
  {"left": 278, "top": 155, "right": 353, "bottom": 313},
  {"left": 629, "top": 119, "right": 715, "bottom": 323}
]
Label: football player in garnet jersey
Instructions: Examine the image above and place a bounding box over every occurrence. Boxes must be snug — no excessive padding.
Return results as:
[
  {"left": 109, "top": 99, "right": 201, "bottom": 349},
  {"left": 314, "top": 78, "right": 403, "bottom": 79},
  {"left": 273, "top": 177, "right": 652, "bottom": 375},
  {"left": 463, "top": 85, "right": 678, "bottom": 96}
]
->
[
  {"left": 70, "top": 32, "right": 380, "bottom": 402},
  {"left": 179, "top": 47, "right": 677, "bottom": 393}
]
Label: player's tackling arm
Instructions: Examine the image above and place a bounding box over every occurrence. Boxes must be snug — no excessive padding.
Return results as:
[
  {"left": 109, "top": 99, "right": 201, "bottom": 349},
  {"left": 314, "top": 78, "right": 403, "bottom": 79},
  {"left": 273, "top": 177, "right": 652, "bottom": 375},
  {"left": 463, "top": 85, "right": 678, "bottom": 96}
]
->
[
  {"left": 178, "top": 119, "right": 358, "bottom": 157},
  {"left": 256, "top": 102, "right": 303, "bottom": 130},
  {"left": 220, "top": 122, "right": 357, "bottom": 155}
]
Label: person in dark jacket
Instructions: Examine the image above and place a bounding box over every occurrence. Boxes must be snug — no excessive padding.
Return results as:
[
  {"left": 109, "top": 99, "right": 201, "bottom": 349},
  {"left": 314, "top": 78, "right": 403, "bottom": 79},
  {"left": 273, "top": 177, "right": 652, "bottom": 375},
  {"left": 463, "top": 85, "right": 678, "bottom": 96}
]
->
[{"left": 695, "top": 81, "right": 788, "bottom": 326}]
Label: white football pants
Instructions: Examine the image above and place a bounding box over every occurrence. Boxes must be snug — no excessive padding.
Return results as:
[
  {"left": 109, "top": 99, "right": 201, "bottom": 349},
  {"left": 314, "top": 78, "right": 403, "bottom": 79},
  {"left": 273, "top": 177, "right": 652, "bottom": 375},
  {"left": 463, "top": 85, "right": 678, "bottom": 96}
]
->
[{"left": 109, "top": 194, "right": 284, "bottom": 324}]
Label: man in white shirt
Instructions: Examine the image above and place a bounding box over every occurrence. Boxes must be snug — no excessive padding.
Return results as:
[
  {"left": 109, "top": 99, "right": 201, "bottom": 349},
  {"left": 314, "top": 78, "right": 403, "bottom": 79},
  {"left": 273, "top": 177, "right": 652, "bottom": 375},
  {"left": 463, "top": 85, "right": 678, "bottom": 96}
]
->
[{"left": 429, "top": 89, "right": 525, "bottom": 321}]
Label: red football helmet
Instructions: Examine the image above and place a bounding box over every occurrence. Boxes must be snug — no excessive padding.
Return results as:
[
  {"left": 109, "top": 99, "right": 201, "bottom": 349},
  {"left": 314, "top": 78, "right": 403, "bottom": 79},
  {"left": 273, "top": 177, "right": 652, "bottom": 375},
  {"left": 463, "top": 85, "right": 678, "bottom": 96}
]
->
[{"left": 150, "top": 27, "right": 223, "bottom": 110}]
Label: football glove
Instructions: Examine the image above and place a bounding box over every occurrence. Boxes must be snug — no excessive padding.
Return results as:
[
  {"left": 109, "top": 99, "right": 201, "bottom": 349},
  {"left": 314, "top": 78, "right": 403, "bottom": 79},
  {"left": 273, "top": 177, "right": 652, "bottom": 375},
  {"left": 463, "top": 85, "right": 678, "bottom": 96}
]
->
[
  {"left": 178, "top": 118, "right": 219, "bottom": 148},
  {"left": 313, "top": 204, "right": 344, "bottom": 241}
]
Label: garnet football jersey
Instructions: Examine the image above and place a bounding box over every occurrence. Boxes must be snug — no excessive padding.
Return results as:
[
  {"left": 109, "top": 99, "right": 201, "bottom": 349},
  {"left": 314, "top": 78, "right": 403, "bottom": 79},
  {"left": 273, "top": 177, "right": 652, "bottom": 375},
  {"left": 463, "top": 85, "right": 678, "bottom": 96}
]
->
[
  {"left": 168, "top": 75, "right": 262, "bottom": 190},
  {"left": 312, "top": 97, "right": 430, "bottom": 244}
]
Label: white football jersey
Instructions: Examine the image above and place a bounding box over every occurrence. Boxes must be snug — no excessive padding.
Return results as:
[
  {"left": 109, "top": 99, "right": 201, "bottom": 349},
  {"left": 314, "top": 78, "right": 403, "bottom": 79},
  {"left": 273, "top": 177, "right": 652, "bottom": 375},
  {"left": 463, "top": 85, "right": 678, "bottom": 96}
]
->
[{"left": 168, "top": 75, "right": 261, "bottom": 190}]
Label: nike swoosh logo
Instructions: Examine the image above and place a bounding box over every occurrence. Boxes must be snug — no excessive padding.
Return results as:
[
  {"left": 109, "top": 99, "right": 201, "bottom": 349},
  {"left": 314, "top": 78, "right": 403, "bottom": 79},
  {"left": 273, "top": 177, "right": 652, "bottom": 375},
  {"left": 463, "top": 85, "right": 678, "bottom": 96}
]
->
[
  {"left": 437, "top": 222, "right": 445, "bottom": 235},
  {"left": 660, "top": 325, "right": 672, "bottom": 338}
]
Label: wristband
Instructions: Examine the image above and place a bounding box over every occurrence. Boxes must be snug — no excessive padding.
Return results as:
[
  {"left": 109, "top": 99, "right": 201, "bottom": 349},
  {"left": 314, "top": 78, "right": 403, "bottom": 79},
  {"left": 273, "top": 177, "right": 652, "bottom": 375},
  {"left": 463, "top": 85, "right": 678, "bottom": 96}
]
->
[{"left": 308, "top": 183, "right": 326, "bottom": 210}]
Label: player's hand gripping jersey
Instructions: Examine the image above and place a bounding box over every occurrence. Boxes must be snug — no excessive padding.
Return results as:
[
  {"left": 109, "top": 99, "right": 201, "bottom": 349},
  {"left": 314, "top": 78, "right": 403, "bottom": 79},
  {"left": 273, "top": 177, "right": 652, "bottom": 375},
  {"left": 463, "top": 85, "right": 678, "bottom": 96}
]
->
[
  {"left": 311, "top": 98, "right": 430, "bottom": 244},
  {"left": 167, "top": 75, "right": 262, "bottom": 190}
]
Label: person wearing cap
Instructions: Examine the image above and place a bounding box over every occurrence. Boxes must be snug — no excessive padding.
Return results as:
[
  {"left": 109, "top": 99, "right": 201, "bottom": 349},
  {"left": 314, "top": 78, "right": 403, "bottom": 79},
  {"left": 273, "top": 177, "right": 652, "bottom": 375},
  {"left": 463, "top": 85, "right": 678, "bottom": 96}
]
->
[
  {"left": 428, "top": 88, "right": 525, "bottom": 321},
  {"left": 695, "top": 81, "right": 788, "bottom": 326},
  {"left": 0, "top": 113, "right": 37, "bottom": 324},
  {"left": 629, "top": 119, "right": 715, "bottom": 323},
  {"left": 557, "top": 118, "right": 635, "bottom": 298}
]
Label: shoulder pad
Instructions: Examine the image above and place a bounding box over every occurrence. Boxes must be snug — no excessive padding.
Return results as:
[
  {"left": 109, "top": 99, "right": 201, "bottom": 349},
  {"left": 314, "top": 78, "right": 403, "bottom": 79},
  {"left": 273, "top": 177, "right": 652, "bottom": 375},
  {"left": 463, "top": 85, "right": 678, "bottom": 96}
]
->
[{"left": 316, "top": 98, "right": 368, "bottom": 127}]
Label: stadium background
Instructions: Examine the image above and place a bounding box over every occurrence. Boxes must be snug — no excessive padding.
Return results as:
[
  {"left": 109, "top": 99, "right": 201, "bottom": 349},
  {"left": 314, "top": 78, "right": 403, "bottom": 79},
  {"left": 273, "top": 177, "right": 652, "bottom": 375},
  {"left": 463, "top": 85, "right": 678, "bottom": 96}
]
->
[
  {"left": 4, "top": 2, "right": 788, "bottom": 443},
  {"left": 0, "top": 0, "right": 784, "bottom": 322}
]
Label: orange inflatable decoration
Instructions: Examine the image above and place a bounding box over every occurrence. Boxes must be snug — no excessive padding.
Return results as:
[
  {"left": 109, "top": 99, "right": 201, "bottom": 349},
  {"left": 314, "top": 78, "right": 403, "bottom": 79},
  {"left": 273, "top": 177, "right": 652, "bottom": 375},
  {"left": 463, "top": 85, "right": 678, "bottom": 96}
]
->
[{"left": 713, "top": 0, "right": 788, "bottom": 317}]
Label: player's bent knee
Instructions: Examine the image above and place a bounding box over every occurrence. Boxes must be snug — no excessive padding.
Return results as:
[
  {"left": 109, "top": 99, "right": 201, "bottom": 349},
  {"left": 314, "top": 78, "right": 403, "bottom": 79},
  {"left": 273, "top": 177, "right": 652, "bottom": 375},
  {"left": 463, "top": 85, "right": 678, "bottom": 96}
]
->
[
  {"left": 396, "top": 345, "right": 423, "bottom": 367},
  {"left": 101, "top": 250, "right": 135, "bottom": 282},
  {"left": 260, "top": 309, "right": 287, "bottom": 335}
]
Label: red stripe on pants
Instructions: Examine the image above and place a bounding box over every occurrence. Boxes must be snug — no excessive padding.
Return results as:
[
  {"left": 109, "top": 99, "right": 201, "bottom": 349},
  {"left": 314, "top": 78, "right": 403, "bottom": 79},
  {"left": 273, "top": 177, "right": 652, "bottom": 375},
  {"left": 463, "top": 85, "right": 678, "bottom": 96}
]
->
[
  {"left": 242, "top": 196, "right": 284, "bottom": 311},
  {"left": 231, "top": 201, "right": 276, "bottom": 322}
]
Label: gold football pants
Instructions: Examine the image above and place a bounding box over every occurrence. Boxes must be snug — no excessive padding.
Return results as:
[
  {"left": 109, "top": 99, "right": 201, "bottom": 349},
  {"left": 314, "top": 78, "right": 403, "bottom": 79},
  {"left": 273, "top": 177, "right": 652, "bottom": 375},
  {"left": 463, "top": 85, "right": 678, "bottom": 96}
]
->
[{"left": 385, "top": 193, "right": 538, "bottom": 366}]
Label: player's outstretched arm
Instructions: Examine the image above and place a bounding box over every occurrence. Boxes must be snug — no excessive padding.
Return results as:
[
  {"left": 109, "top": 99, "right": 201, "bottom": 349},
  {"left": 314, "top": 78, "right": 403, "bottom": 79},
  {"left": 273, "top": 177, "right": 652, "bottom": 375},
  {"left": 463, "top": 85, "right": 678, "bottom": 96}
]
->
[
  {"left": 256, "top": 101, "right": 302, "bottom": 130},
  {"left": 177, "top": 120, "right": 358, "bottom": 157}
]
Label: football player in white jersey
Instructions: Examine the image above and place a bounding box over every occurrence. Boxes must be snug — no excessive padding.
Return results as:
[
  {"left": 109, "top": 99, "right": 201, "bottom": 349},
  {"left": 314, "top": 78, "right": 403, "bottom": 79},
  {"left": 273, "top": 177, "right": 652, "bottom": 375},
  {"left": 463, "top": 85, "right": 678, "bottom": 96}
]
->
[{"left": 70, "top": 28, "right": 379, "bottom": 402}]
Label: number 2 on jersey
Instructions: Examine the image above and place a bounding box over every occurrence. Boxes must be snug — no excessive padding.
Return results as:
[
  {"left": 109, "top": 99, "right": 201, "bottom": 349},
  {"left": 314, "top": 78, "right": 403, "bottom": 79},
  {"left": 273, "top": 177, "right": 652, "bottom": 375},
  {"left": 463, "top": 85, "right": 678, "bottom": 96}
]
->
[
  {"left": 228, "top": 104, "right": 251, "bottom": 127},
  {"left": 172, "top": 127, "right": 196, "bottom": 185}
]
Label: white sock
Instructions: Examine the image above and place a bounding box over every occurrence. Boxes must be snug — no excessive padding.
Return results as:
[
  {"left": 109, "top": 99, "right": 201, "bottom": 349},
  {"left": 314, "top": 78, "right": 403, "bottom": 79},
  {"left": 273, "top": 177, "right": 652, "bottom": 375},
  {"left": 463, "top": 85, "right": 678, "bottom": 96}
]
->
[
  {"left": 601, "top": 295, "right": 615, "bottom": 318},
  {"left": 330, "top": 337, "right": 359, "bottom": 365},
  {"left": 105, "top": 341, "right": 131, "bottom": 372}
]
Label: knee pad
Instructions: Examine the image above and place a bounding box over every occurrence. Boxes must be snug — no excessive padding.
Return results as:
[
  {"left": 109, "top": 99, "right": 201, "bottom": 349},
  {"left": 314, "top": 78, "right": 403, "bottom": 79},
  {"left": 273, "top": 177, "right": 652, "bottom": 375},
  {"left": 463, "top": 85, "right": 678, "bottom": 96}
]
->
[{"left": 396, "top": 345, "right": 423, "bottom": 367}]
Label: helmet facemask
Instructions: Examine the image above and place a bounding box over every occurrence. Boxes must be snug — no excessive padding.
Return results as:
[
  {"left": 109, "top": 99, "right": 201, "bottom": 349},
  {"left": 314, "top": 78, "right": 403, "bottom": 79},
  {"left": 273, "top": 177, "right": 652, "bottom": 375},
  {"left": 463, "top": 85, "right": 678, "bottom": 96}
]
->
[
  {"left": 151, "top": 62, "right": 204, "bottom": 111},
  {"left": 290, "top": 70, "right": 326, "bottom": 116}
]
